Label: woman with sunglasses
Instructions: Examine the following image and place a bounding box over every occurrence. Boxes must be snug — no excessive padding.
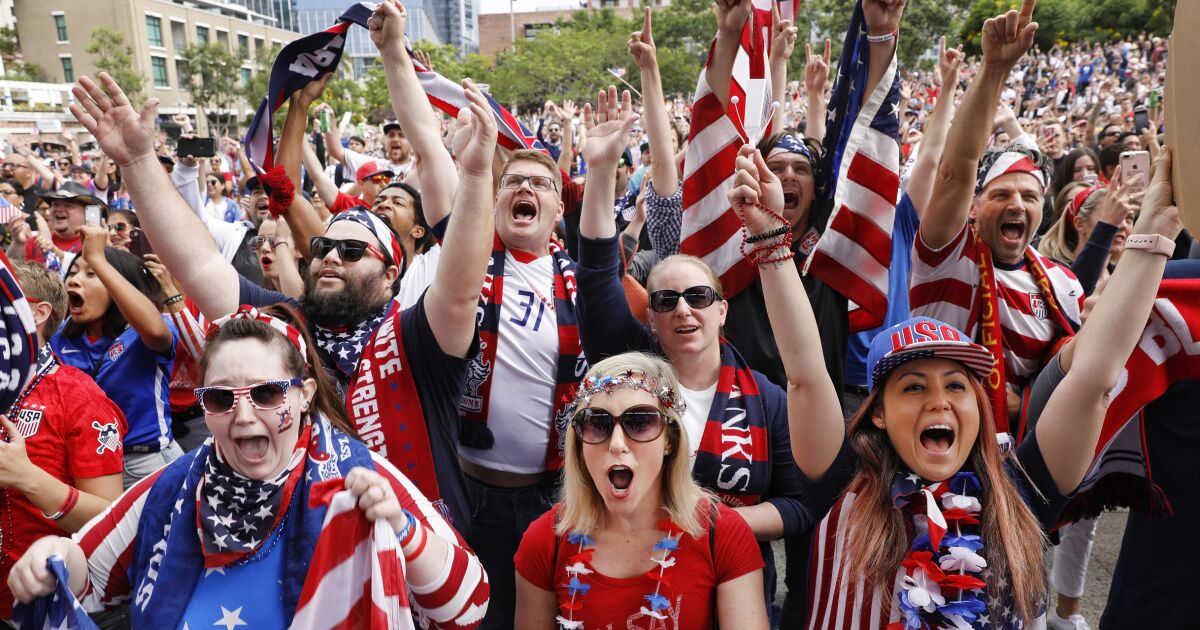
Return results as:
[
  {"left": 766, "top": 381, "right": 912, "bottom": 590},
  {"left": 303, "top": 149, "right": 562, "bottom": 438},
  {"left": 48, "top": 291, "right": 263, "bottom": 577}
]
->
[
  {"left": 105, "top": 208, "right": 138, "bottom": 250},
  {"left": 515, "top": 352, "right": 768, "bottom": 629},
  {"left": 9, "top": 304, "right": 490, "bottom": 629},
  {"left": 574, "top": 87, "right": 810, "bottom": 613}
]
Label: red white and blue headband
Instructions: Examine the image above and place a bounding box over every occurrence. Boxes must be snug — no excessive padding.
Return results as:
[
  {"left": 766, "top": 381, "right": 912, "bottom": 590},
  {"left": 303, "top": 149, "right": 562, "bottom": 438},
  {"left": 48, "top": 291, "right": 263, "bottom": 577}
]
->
[
  {"left": 975, "top": 150, "right": 1046, "bottom": 195},
  {"left": 767, "top": 133, "right": 814, "bottom": 163},
  {"left": 208, "top": 305, "right": 308, "bottom": 358},
  {"left": 328, "top": 208, "right": 405, "bottom": 269}
]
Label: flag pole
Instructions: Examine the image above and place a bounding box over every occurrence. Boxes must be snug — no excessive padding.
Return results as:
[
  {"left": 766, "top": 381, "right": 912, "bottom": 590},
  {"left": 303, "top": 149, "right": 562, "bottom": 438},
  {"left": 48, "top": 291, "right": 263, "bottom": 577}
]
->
[{"left": 607, "top": 68, "right": 642, "bottom": 98}]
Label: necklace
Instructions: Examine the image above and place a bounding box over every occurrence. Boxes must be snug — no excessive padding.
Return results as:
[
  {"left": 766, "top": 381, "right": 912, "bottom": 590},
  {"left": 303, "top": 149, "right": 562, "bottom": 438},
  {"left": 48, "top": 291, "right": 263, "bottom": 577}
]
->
[{"left": 556, "top": 518, "right": 683, "bottom": 630}]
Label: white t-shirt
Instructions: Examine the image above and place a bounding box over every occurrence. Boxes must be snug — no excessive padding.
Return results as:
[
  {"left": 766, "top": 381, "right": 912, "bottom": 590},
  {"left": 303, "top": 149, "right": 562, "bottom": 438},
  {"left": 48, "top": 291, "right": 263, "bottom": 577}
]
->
[
  {"left": 396, "top": 244, "right": 441, "bottom": 310},
  {"left": 458, "top": 252, "right": 560, "bottom": 474},
  {"left": 678, "top": 382, "right": 717, "bottom": 470},
  {"left": 341, "top": 147, "right": 413, "bottom": 181}
]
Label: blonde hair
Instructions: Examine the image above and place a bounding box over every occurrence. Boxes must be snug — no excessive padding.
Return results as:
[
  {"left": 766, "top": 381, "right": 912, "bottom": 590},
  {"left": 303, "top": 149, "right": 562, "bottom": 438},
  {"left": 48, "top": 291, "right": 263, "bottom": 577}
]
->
[
  {"left": 645, "top": 254, "right": 724, "bottom": 297},
  {"left": 504, "top": 149, "right": 562, "bottom": 192},
  {"left": 1038, "top": 188, "right": 1107, "bottom": 264},
  {"left": 556, "top": 352, "right": 714, "bottom": 538}
]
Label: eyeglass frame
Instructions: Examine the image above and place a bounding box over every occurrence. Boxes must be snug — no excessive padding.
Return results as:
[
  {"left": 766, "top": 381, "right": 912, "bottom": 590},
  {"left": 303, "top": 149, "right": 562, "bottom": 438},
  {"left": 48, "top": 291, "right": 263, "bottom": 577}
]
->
[
  {"left": 572, "top": 405, "right": 672, "bottom": 444},
  {"left": 498, "top": 173, "right": 557, "bottom": 192},
  {"left": 193, "top": 378, "right": 303, "bottom": 415},
  {"left": 648, "top": 286, "right": 721, "bottom": 313},
  {"left": 309, "top": 236, "right": 389, "bottom": 264}
]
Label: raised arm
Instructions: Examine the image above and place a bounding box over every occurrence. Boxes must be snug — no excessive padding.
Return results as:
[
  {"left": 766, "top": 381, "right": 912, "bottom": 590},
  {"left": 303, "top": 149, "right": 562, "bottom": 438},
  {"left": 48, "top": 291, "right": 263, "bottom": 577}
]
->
[
  {"left": 424, "top": 80, "right": 496, "bottom": 359},
  {"left": 706, "top": 0, "right": 752, "bottom": 110},
  {"left": 768, "top": 4, "right": 798, "bottom": 133},
  {"left": 79, "top": 225, "right": 172, "bottom": 352},
  {"left": 68, "top": 73, "right": 240, "bottom": 319},
  {"left": 302, "top": 139, "right": 339, "bottom": 207},
  {"left": 906, "top": 36, "right": 964, "bottom": 216},
  {"left": 368, "top": 0, "right": 459, "bottom": 226},
  {"left": 1036, "top": 150, "right": 1180, "bottom": 494},
  {"left": 578, "top": 87, "right": 639, "bottom": 241},
  {"left": 278, "top": 75, "right": 334, "bottom": 261},
  {"left": 803, "top": 40, "right": 831, "bottom": 141},
  {"left": 919, "top": 0, "right": 1038, "bottom": 250},
  {"left": 316, "top": 103, "right": 348, "bottom": 166},
  {"left": 630, "top": 7, "right": 679, "bottom": 198},
  {"left": 556, "top": 101, "right": 577, "bottom": 175},
  {"left": 727, "top": 144, "right": 842, "bottom": 480}
]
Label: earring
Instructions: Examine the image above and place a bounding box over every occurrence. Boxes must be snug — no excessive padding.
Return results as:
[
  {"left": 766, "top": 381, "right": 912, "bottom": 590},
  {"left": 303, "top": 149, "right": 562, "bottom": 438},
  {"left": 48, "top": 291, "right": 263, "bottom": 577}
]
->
[{"left": 302, "top": 402, "right": 310, "bottom": 411}]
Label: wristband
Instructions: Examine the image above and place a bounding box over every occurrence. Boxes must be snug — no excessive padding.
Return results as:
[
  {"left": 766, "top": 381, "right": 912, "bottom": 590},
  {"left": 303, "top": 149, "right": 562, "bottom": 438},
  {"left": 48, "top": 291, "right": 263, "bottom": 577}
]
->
[
  {"left": 745, "top": 225, "right": 791, "bottom": 244},
  {"left": 44, "top": 486, "right": 80, "bottom": 521},
  {"left": 1124, "top": 233, "right": 1174, "bottom": 257},
  {"left": 866, "top": 30, "right": 897, "bottom": 43},
  {"left": 164, "top": 293, "right": 185, "bottom": 306}
]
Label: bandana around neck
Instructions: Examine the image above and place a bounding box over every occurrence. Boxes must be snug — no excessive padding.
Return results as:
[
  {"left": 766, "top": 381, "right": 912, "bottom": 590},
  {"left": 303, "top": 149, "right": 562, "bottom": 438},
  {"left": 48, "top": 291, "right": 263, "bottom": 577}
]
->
[{"left": 310, "top": 301, "right": 392, "bottom": 377}]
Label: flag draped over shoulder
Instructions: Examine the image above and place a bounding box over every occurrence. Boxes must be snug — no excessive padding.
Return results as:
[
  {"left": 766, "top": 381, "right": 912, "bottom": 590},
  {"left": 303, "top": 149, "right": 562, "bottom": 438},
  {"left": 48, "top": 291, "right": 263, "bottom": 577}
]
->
[
  {"left": 804, "top": 0, "right": 901, "bottom": 332},
  {"left": 680, "top": 0, "right": 775, "bottom": 299},
  {"left": 244, "top": 2, "right": 545, "bottom": 173}
]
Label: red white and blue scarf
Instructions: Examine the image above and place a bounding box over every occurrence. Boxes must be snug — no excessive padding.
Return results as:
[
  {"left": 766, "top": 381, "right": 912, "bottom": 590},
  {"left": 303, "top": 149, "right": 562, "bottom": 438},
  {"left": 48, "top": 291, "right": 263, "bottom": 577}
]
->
[
  {"left": 692, "top": 341, "right": 771, "bottom": 507},
  {"left": 458, "top": 236, "right": 583, "bottom": 472}
]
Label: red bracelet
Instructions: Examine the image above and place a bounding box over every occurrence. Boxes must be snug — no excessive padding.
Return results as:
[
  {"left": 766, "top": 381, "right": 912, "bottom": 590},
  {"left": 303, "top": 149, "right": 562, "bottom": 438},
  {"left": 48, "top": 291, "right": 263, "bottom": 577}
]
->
[
  {"left": 44, "top": 486, "right": 79, "bottom": 521},
  {"left": 401, "top": 521, "right": 429, "bottom": 561},
  {"left": 737, "top": 200, "right": 793, "bottom": 264}
]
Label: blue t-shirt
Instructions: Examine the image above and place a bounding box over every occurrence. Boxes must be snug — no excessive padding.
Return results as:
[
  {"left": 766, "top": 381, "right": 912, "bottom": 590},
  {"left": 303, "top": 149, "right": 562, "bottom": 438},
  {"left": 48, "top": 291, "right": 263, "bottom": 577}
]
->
[
  {"left": 51, "top": 316, "right": 178, "bottom": 448},
  {"left": 178, "top": 526, "right": 288, "bottom": 630},
  {"left": 844, "top": 192, "right": 921, "bottom": 386}
]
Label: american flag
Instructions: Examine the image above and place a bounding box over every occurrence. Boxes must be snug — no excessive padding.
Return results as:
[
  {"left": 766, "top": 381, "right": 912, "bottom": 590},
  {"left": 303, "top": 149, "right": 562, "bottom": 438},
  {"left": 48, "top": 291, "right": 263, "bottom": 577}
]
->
[
  {"left": 679, "top": 0, "right": 776, "bottom": 298},
  {"left": 11, "top": 556, "right": 99, "bottom": 630},
  {"left": 291, "top": 480, "right": 415, "bottom": 630},
  {"left": 802, "top": 0, "right": 901, "bottom": 332}
]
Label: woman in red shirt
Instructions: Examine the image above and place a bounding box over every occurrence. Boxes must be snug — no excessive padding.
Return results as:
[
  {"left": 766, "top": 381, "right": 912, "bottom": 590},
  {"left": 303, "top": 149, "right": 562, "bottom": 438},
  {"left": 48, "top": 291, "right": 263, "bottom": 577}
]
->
[{"left": 514, "top": 352, "right": 767, "bottom": 629}]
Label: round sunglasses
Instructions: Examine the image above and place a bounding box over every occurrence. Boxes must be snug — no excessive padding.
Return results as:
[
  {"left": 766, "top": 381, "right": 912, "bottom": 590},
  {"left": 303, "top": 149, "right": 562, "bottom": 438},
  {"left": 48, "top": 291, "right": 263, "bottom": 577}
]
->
[
  {"left": 573, "top": 405, "right": 669, "bottom": 444},
  {"left": 194, "top": 378, "right": 302, "bottom": 415},
  {"left": 648, "top": 286, "right": 720, "bottom": 313}
]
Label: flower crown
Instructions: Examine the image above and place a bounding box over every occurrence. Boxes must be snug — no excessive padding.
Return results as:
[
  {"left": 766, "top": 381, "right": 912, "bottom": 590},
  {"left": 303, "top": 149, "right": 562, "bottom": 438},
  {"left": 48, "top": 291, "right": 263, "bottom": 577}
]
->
[{"left": 565, "top": 370, "right": 686, "bottom": 418}]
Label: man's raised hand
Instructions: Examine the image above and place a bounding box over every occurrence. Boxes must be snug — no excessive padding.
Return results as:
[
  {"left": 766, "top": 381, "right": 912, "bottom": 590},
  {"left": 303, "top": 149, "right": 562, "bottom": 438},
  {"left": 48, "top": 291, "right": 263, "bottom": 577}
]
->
[
  {"left": 629, "top": 6, "right": 657, "bottom": 70},
  {"left": 368, "top": 0, "right": 409, "bottom": 58},
  {"left": 69, "top": 73, "right": 159, "bottom": 168},
  {"left": 770, "top": 3, "right": 799, "bottom": 64},
  {"left": 981, "top": 0, "right": 1038, "bottom": 70},
  {"left": 451, "top": 79, "right": 498, "bottom": 177},
  {"left": 862, "top": 0, "right": 906, "bottom": 37},
  {"left": 804, "top": 39, "right": 832, "bottom": 96},
  {"left": 715, "top": 0, "right": 752, "bottom": 37},
  {"left": 938, "top": 36, "right": 965, "bottom": 89},
  {"left": 581, "top": 86, "right": 639, "bottom": 169},
  {"left": 728, "top": 145, "right": 786, "bottom": 234}
]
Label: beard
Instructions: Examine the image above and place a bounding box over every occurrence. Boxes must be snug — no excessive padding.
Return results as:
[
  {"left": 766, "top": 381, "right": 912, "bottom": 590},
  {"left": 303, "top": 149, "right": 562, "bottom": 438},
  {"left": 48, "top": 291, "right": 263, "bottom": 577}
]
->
[{"left": 299, "top": 267, "right": 392, "bottom": 328}]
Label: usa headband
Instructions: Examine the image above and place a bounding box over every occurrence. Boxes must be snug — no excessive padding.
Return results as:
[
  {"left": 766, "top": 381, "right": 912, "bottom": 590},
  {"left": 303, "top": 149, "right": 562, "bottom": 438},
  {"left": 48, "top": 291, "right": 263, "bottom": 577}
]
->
[
  {"left": 208, "top": 305, "right": 308, "bottom": 358},
  {"left": 767, "top": 133, "right": 814, "bottom": 163},
  {"left": 328, "top": 208, "right": 405, "bottom": 271}
]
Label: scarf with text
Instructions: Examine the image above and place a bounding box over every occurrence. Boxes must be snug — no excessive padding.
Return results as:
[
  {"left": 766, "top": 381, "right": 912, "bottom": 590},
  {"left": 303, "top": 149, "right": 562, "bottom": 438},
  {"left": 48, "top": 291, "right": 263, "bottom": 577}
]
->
[
  {"left": 970, "top": 233, "right": 1076, "bottom": 434},
  {"left": 693, "top": 341, "right": 771, "bottom": 507},
  {"left": 458, "top": 236, "right": 583, "bottom": 472}
]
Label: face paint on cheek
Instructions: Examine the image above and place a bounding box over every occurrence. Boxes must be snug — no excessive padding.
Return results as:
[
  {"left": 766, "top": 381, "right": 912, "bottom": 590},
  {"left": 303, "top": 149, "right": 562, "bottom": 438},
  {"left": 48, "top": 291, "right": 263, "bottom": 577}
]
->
[{"left": 276, "top": 409, "right": 294, "bottom": 433}]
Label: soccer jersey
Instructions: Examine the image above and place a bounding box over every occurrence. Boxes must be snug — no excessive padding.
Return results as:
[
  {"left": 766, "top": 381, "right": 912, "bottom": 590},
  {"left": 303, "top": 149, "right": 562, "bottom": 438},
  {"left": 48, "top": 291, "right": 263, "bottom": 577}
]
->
[
  {"left": 909, "top": 222, "right": 1083, "bottom": 389},
  {"left": 459, "top": 250, "right": 559, "bottom": 474},
  {"left": 50, "top": 317, "right": 178, "bottom": 448}
]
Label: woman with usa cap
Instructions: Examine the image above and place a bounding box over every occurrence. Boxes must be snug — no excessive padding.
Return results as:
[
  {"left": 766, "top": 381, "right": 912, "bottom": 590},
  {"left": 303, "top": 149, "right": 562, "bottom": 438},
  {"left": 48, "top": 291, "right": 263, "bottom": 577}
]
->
[{"left": 730, "top": 109, "right": 1182, "bottom": 625}]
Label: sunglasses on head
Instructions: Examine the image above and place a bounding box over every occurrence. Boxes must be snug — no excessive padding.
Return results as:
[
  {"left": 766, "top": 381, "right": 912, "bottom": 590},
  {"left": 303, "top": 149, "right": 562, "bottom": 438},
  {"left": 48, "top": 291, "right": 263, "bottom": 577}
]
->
[
  {"left": 648, "top": 286, "right": 719, "bottom": 313},
  {"left": 194, "top": 378, "right": 302, "bottom": 415},
  {"left": 309, "top": 236, "right": 388, "bottom": 263},
  {"left": 573, "top": 405, "right": 668, "bottom": 444}
]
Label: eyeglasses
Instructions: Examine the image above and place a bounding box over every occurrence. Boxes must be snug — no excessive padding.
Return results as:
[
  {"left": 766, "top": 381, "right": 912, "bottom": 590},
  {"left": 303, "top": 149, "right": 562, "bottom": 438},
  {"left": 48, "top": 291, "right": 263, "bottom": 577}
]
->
[
  {"left": 194, "top": 378, "right": 302, "bottom": 415},
  {"left": 310, "top": 236, "right": 387, "bottom": 263},
  {"left": 499, "top": 173, "right": 556, "bottom": 192},
  {"left": 207, "top": 180, "right": 221, "bottom": 186},
  {"left": 1, "top": 163, "right": 26, "bottom": 171},
  {"left": 648, "top": 286, "right": 720, "bottom": 313},
  {"left": 573, "top": 405, "right": 669, "bottom": 444},
  {"left": 57, "top": 162, "right": 72, "bottom": 169},
  {"left": 363, "top": 174, "right": 392, "bottom": 185},
  {"left": 1102, "top": 130, "right": 1123, "bottom": 138},
  {"left": 108, "top": 222, "right": 130, "bottom": 233},
  {"left": 0, "top": 188, "right": 17, "bottom": 196}
]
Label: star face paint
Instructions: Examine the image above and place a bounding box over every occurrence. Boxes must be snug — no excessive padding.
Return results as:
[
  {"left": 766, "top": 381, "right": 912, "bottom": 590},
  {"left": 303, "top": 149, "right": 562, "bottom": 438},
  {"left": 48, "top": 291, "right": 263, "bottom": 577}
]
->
[{"left": 276, "top": 408, "right": 295, "bottom": 433}]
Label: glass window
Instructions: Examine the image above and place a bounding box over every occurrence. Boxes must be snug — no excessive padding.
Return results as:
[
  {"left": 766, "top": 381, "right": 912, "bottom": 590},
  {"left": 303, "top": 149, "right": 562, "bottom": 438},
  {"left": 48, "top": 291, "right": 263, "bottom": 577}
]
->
[
  {"left": 146, "top": 16, "right": 163, "bottom": 48},
  {"left": 175, "top": 59, "right": 189, "bottom": 85},
  {"left": 171, "top": 21, "right": 187, "bottom": 52},
  {"left": 61, "top": 57, "right": 74, "bottom": 82},
  {"left": 241, "top": 68, "right": 251, "bottom": 88},
  {"left": 237, "top": 34, "right": 249, "bottom": 60},
  {"left": 216, "top": 30, "right": 228, "bottom": 49},
  {"left": 53, "top": 15, "right": 67, "bottom": 42},
  {"left": 196, "top": 26, "right": 209, "bottom": 44},
  {"left": 151, "top": 56, "right": 168, "bottom": 87}
]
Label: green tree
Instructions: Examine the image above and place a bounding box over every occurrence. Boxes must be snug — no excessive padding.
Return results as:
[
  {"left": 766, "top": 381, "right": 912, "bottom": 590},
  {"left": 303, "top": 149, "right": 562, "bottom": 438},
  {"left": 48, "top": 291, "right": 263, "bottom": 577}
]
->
[
  {"left": 243, "top": 42, "right": 281, "bottom": 107},
  {"left": 0, "top": 26, "right": 19, "bottom": 62},
  {"left": 87, "top": 27, "right": 147, "bottom": 102},
  {"left": 179, "top": 43, "right": 242, "bottom": 136},
  {"left": 958, "top": 0, "right": 1174, "bottom": 53}
]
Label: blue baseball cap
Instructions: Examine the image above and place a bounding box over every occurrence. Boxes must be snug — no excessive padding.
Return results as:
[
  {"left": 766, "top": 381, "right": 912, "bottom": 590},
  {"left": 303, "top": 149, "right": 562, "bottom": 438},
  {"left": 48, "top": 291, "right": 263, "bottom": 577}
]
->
[{"left": 865, "top": 317, "right": 995, "bottom": 391}]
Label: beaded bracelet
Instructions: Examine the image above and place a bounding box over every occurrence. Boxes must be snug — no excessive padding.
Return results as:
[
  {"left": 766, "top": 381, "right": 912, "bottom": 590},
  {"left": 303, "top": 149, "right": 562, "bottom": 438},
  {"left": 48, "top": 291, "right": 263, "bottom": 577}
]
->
[
  {"left": 164, "top": 294, "right": 186, "bottom": 306},
  {"left": 746, "top": 225, "right": 791, "bottom": 244},
  {"left": 44, "top": 486, "right": 79, "bottom": 521},
  {"left": 866, "top": 30, "right": 897, "bottom": 43},
  {"left": 749, "top": 240, "right": 796, "bottom": 266}
]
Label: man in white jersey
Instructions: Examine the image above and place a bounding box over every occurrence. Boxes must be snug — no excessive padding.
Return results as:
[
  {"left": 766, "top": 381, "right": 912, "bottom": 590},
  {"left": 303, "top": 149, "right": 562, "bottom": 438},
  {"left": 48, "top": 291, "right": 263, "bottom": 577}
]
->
[{"left": 909, "top": 1, "right": 1084, "bottom": 436}]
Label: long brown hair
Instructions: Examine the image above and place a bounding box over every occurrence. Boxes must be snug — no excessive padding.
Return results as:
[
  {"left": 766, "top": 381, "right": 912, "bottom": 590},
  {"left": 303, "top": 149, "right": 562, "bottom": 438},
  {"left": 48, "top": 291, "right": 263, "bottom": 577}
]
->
[
  {"left": 842, "top": 375, "right": 1047, "bottom": 622},
  {"left": 199, "top": 303, "right": 355, "bottom": 437}
]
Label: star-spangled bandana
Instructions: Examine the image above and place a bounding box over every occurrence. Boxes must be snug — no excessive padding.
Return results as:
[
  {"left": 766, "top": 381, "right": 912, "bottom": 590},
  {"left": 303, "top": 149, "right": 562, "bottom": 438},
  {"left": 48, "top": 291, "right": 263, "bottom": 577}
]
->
[
  {"left": 196, "top": 427, "right": 309, "bottom": 568},
  {"left": 310, "top": 301, "right": 391, "bottom": 378}
]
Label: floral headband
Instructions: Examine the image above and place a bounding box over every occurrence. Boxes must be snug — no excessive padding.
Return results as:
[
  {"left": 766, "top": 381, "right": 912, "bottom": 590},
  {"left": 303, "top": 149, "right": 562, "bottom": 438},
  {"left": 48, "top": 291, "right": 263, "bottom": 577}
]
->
[
  {"left": 565, "top": 370, "right": 686, "bottom": 418},
  {"left": 207, "top": 304, "right": 308, "bottom": 358}
]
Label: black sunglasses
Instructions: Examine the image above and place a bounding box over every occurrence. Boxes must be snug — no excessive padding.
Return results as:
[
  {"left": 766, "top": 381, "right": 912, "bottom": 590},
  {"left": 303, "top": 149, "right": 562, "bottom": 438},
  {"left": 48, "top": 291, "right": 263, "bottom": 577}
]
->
[
  {"left": 648, "top": 286, "right": 720, "bottom": 313},
  {"left": 573, "top": 405, "right": 668, "bottom": 444},
  {"left": 309, "top": 236, "right": 388, "bottom": 263}
]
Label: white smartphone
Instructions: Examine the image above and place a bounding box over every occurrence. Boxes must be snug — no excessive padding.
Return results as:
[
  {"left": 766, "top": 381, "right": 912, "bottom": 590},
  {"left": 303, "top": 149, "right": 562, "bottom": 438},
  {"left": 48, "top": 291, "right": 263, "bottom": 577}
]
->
[
  {"left": 1119, "top": 150, "right": 1150, "bottom": 196},
  {"left": 84, "top": 205, "right": 102, "bottom": 227}
]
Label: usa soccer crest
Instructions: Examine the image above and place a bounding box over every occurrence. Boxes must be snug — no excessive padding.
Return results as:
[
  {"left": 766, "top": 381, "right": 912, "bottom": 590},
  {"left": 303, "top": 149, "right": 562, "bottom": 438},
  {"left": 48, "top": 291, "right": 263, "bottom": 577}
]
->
[
  {"left": 14, "top": 406, "right": 44, "bottom": 437},
  {"left": 107, "top": 340, "right": 125, "bottom": 362},
  {"left": 798, "top": 228, "right": 821, "bottom": 256},
  {"left": 1030, "top": 294, "right": 1047, "bottom": 320}
]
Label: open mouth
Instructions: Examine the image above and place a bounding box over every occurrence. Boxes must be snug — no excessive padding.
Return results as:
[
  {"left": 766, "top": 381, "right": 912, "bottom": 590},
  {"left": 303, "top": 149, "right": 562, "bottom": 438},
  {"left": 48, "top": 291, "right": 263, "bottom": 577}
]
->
[
  {"left": 234, "top": 435, "right": 269, "bottom": 460},
  {"left": 66, "top": 290, "right": 85, "bottom": 312},
  {"left": 261, "top": 255, "right": 274, "bottom": 269},
  {"left": 783, "top": 192, "right": 800, "bottom": 210},
  {"left": 674, "top": 325, "right": 699, "bottom": 335},
  {"left": 920, "top": 424, "right": 955, "bottom": 454},
  {"left": 1000, "top": 220, "right": 1025, "bottom": 243},
  {"left": 512, "top": 199, "right": 537, "bottom": 224},
  {"left": 607, "top": 465, "right": 633, "bottom": 496}
]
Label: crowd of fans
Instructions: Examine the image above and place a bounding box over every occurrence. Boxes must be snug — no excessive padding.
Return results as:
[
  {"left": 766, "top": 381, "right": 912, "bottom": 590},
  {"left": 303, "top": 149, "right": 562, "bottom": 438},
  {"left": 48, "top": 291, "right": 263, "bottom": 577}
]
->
[{"left": 0, "top": 0, "right": 1191, "bottom": 628}]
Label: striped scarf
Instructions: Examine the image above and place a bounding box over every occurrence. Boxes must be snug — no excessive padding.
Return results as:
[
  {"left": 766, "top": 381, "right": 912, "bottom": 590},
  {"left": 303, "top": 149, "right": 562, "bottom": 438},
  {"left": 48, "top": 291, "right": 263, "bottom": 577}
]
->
[
  {"left": 458, "top": 236, "right": 584, "bottom": 472},
  {"left": 692, "top": 341, "right": 771, "bottom": 506}
]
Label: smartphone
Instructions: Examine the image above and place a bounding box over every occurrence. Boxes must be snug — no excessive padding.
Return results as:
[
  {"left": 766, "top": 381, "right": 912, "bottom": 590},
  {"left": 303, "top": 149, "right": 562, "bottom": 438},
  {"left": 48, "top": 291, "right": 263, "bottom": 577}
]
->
[
  {"left": 176, "top": 136, "right": 216, "bottom": 158},
  {"left": 84, "top": 205, "right": 102, "bottom": 227},
  {"left": 128, "top": 228, "right": 154, "bottom": 258},
  {"left": 1133, "top": 108, "right": 1151, "bottom": 134},
  {"left": 1120, "top": 150, "right": 1150, "bottom": 196}
]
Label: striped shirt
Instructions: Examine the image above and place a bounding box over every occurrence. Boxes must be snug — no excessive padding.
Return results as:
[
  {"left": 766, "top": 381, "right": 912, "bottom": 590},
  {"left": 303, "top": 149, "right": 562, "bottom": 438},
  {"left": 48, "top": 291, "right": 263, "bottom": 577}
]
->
[
  {"left": 72, "top": 450, "right": 488, "bottom": 629},
  {"left": 910, "top": 224, "right": 1083, "bottom": 388}
]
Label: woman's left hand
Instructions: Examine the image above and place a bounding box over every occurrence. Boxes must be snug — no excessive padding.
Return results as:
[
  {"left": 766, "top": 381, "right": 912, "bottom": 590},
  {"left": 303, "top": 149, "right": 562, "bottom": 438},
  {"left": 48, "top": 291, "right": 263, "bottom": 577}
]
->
[
  {"left": 345, "top": 467, "right": 410, "bottom": 535},
  {"left": 80, "top": 224, "right": 109, "bottom": 263},
  {"left": 0, "top": 415, "right": 40, "bottom": 492},
  {"left": 727, "top": 144, "right": 786, "bottom": 234}
]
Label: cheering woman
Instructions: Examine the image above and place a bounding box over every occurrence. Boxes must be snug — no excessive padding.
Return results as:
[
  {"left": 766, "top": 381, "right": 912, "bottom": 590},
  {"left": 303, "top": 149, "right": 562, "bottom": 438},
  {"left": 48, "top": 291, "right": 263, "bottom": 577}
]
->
[{"left": 9, "top": 304, "right": 489, "bottom": 629}]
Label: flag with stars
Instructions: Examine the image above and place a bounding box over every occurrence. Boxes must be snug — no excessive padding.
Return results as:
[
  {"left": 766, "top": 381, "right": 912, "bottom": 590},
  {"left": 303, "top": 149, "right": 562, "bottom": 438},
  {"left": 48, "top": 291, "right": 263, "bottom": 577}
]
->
[
  {"left": 803, "top": 0, "right": 901, "bottom": 332},
  {"left": 11, "top": 555, "right": 99, "bottom": 630}
]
